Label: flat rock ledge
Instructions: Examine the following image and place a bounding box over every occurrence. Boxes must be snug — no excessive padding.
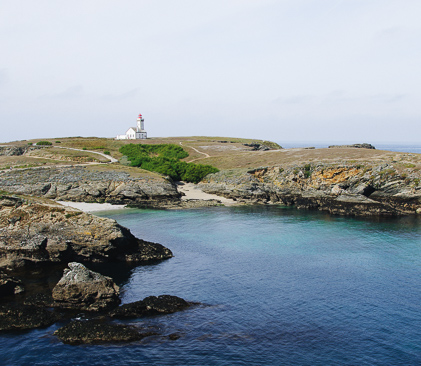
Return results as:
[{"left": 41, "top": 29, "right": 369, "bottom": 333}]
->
[{"left": 52, "top": 262, "right": 120, "bottom": 312}]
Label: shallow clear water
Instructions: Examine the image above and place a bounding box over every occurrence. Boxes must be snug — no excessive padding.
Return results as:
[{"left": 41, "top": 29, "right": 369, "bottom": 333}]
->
[{"left": 1, "top": 206, "right": 421, "bottom": 365}]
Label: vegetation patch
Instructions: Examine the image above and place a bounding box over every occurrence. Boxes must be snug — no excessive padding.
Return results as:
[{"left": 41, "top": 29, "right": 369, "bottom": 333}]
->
[
  {"left": 36, "top": 141, "right": 52, "bottom": 146},
  {"left": 65, "top": 212, "right": 83, "bottom": 219},
  {"left": 120, "top": 144, "right": 219, "bottom": 183}
]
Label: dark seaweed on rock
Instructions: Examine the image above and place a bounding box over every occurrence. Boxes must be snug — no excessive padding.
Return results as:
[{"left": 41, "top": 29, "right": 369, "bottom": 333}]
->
[{"left": 54, "top": 319, "right": 157, "bottom": 345}]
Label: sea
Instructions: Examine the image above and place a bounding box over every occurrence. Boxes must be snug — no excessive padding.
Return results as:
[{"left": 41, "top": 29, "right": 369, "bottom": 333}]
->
[
  {"left": 1, "top": 143, "right": 421, "bottom": 366},
  {"left": 278, "top": 142, "right": 421, "bottom": 154}
]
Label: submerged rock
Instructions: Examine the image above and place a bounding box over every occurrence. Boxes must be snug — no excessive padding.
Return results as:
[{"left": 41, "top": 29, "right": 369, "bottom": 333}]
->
[
  {"left": 0, "top": 304, "right": 60, "bottom": 331},
  {"left": 52, "top": 262, "right": 120, "bottom": 312},
  {"left": 54, "top": 319, "right": 157, "bottom": 345},
  {"left": 110, "top": 295, "right": 191, "bottom": 319}
]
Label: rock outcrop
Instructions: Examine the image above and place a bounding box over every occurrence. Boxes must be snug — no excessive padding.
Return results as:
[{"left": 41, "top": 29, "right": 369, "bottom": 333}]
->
[
  {"left": 0, "top": 145, "right": 42, "bottom": 156},
  {"left": 199, "top": 163, "right": 421, "bottom": 216},
  {"left": 0, "top": 166, "right": 180, "bottom": 207},
  {"left": 0, "top": 194, "right": 173, "bottom": 271},
  {"left": 54, "top": 319, "right": 157, "bottom": 345},
  {"left": 52, "top": 262, "right": 120, "bottom": 311},
  {"left": 328, "top": 143, "right": 376, "bottom": 149},
  {"left": 110, "top": 295, "right": 191, "bottom": 319}
]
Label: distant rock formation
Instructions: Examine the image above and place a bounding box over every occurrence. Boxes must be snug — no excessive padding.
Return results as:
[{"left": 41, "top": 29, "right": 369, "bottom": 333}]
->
[{"left": 328, "top": 143, "right": 376, "bottom": 149}]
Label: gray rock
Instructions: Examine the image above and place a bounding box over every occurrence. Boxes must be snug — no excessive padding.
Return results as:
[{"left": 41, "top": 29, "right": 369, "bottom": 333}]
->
[
  {"left": 52, "top": 262, "right": 120, "bottom": 311},
  {"left": 0, "top": 166, "right": 180, "bottom": 206},
  {"left": 0, "top": 195, "right": 173, "bottom": 271}
]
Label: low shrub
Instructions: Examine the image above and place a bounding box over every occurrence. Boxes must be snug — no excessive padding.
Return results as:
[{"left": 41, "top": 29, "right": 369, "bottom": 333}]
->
[
  {"left": 120, "top": 144, "right": 219, "bottom": 183},
  {"left": 36, "top": 141, "right": 52, "bottom": 146}
]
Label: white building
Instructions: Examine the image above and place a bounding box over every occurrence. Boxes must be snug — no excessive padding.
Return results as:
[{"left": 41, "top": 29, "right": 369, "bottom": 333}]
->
[{"left": 116, "top": 114, "right": 147, "bottom": 140}]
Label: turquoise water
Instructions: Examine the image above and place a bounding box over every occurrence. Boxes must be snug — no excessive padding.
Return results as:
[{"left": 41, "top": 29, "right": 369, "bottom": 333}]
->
[{"left": 1, "top": 206, "right": 421, "bottom": 365}]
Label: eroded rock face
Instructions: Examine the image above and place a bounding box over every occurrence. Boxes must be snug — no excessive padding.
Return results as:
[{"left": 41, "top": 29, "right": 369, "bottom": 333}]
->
[
  {"left": 52, "top": 262, "right": 120, "bottom": 311},
  {"left": 0, "top": 195, "right": 173, "bottom": 271},
  {"left": 200, "top": 164, "right": 421, "bottom": 216},
  {"left": 0, "top": 166, "right": 180, "bottom": 206}
]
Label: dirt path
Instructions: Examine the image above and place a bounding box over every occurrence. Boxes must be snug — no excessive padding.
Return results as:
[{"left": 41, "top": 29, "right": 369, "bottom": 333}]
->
[
  {"left": 179, "top": 142, "right": 210, "bottom": 162},
  {"left": 56, "top": 146, "right": 118, "bottom": 163}
]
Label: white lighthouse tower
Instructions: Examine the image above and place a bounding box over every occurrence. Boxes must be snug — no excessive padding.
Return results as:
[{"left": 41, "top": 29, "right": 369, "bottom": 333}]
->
[
  {"left": 116, "top": 113, "right": 148, "bottom": 140},
  {"left": 135, "top": 113, "right": 147, "bottom": 139}
]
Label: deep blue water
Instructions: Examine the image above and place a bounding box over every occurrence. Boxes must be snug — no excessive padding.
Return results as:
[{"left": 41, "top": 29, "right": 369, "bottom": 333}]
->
[{"left": 1, "top": 206, "right": 420, "bottom": 365}]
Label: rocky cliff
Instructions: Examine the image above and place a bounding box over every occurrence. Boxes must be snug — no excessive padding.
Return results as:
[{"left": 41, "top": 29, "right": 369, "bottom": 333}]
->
[
  {"left": 0, "top": 194, "right": 173, "bottom": 271},
  {"left": 199, "top": 163, "right": 421, "bottom": 216},
  {"left": 0, "top": 166, "right": 180, "bottom": 207}
]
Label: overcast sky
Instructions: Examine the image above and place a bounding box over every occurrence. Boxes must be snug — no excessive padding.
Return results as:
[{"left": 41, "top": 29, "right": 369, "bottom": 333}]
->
[{"left": 1, "top": 0, "right": 420, "bottom": 143}]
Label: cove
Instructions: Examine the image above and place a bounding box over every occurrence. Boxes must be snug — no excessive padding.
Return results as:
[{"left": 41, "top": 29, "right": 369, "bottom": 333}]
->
[{"left": 1, "top": 205, "right": 421, "bottom": 365}]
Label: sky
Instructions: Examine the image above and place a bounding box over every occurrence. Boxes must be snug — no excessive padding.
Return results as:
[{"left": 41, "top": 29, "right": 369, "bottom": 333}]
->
[{"left": 1, "top": 0, "right": 420, "bottom": 143}]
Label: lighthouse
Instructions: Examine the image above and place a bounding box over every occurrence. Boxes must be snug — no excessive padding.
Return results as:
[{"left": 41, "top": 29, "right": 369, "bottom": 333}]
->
[
  {"left": 135, "top": 113, "right": 147, "bottom": 139},
  {"left": 137, "top": 114, "right": 145, "bottom": 132},
  {"left": 115, "top": 113, "right": 148, "bottom": 140}
]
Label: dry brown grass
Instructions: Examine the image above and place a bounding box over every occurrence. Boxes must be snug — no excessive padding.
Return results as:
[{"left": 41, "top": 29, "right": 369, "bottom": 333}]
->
[{"left": 201, "top": 147, "right": 421, "bottom": 170}]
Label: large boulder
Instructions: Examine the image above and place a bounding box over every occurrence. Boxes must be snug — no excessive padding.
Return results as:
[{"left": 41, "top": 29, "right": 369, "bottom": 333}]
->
[{"left": 52, "top": 262, "right": 120, "bottom": 312}]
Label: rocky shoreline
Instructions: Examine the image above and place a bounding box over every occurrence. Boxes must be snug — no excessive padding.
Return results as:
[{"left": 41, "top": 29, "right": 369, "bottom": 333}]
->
[
  {"left": 0, "top": 193, "right": 192, "bottom": 344},
  {"left": 1, "top": 161, "right": 420, "bottom": 215},
  {"left": 0, "top": 166, "right": 180, "bottom": 207},
  {"left": 199, "top": 163, "right": 421, "bottom": 216}
]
